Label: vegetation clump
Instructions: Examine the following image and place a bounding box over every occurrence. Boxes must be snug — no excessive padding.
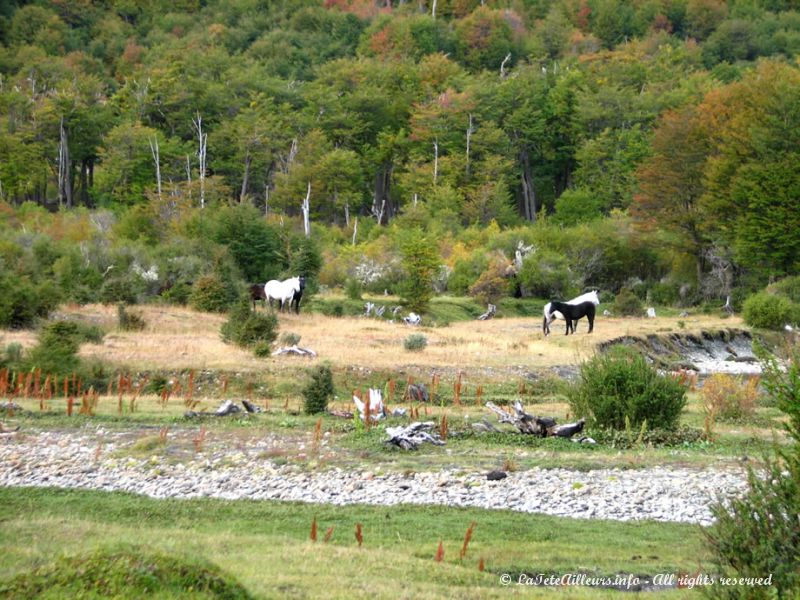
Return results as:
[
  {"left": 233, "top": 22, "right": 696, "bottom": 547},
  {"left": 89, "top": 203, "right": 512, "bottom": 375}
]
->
[
  {"left": 568, "top": 347, "right": 687, "bottom": 431},
  {"left": 0, "top": 547, "right": 254, "bottom": 599},
  {"left": 117, "top": 303, "right": 146, "bottom": 332},
  {"left": 303, "top": 364, "right": 334, "bottom": 415},
  {"left": 701, "top": 373, "right": 759, "bottom": 421},
  {"left": 221, "top": 297, "right": 278, "bottom": 357},
  {"left": 742, "top": 291, "right": 799, "bottom": 330},
  {"left": 704, "top": 348, "right": 800, "bottom": 598},
  {"left": 613, "top": 288, "right": 644, "bottom": 317},
  {"left": 403, "top": 333, "right": 428, "bottom": 352}
]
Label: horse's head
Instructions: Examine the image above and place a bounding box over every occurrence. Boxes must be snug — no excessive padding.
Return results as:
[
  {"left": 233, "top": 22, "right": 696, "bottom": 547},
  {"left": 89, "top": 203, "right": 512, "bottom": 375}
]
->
[
  {"left": 298, "top": 275, "right": 306, "bottom": 291},
  {"left": 588, "top": 290, "right": 600, "bottom": 304}
]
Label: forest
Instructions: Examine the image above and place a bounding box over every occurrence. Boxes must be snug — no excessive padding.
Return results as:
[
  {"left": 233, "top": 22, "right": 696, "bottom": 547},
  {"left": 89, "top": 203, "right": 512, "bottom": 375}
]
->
[{"left": 1, "top": 0, "right": 799, "bottom": 326}]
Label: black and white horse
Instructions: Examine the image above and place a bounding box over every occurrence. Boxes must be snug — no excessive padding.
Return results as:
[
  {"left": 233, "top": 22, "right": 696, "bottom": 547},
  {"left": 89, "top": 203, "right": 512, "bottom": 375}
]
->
[
  {"left": 546, "top": 300, "right": 596, "bottom": 335},
  {"left": 543, "top": 290, "right": 600, "bottom": 336}
]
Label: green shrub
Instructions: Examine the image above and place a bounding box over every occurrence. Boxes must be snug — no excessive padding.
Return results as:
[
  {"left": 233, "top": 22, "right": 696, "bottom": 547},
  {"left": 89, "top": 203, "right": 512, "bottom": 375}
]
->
[
  {"left": 650, "top": 281, "right": 680, "bottom": 306},
  {"left": 344, "top": 278, "right": 363, "bottom": 300},
  {"left": 613, "top": 288, "right": 644, "bottom": 316},
  {"left": 403, "top": 333, "right": 428, "bottom": 351},
  {"left": 704, "top": 348, "right": 800, "bottom": 598},
  {"left": 568, "top": 347, "right": 687, "bottom": 430},
  {"left": 742, "top": 291, "right": 798, "bottom": 330},
  {"left": 117, "top": 304, "right": 146, "bottom": 332},
  {"left": 25, "top": 322, "right": 83, "bottom": 376},
  {"left": 99, "top": 275, "right": 140, "bottom": 305},
  {"left": 0, "top": 546, "right": 254, "bottom": 599},
  {"left": 517, "top": 249, "right": 575, "bottom": 298},
  {"left": 770, "top": 275, "right": 800, "bottom": 303},
  {"left": 399, "top": 229, "right": 440, "bottom": 314},
  {"left": 190, "top": 274, "right": 235, "bottom": 313},
  {"left": 160, "top": 281, "right": 192, "bottom": 305},
  {"left": 0, "top": 274, "right": 58, "bottom": 328},
  {"left": 303, "top": 364, "right": 334, "bottom": 414},
  {"left": 221, "top": 297, "right": 278, "bottom": 354},
  {"left": 280, "top": 332, "right": 301, "bottom": 346}
]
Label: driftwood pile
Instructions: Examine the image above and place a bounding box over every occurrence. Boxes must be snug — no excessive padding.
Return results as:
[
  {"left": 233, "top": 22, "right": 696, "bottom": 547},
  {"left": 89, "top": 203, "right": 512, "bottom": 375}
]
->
[
  {"left": 477, "top": 304, "right": 497, "bottom": 320},
  {"left": 485, "top": 401, "right": 587, "bottom": 439},
  {"left": 385, "top": 421, "right": 445, "bottom": 450}
]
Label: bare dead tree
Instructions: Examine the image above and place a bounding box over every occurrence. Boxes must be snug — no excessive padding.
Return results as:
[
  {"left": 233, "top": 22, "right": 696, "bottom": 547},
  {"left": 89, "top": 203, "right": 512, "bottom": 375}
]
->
[
  {"left": 431, "top": 0, "right": 437, "bottom": 19},
  {"left": 302, "top": 181, "right": 311, "bottom": 237},
  {"left": 192, "top": 112, "right": 207, "bottom": 208},
  {"left": 371, "top": 196, "right": 386, "bottom": 225},
  {"left": 264, "top": 183, "right": 269, "bottom": 217},
  {"left": 148, "top": 136, "right": 162, "bottom": 201},
  {"left": 352, "top": 216, "right": 358, "bottom": 246},
  {"left": 500, "top": 53, "right": 512, "bottom": 78}
]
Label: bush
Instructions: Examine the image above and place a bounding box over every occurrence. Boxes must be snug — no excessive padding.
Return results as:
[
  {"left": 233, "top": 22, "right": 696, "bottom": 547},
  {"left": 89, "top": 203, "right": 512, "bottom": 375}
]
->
[
  {"left": 399, "top": 229, "right": 440, "bottom": 314},
  {"left": 280, "top": 332, "right": 301, "bottom": 346},
  {"left": 568, "top": 347, "right": 687, "bottom": 430},
  {"left": 0, "top": 547, "right": 254, "bottom": 599},
  {"left": 303, "top": 364, "right": 334, "bottom": 414},
  {"left": 517, "top": 249, "right": 575, "bottom": 299},
  {"left": 99, "top": 275, "right": 140, "bottom": 305},
  {"left": 701, "top": 374, "right": 759, "bottom": 421},
  {"left": 25, "top": 322, "right": 83, "bottom": 376},
  {"left": 344, "top": 278, "right": 363, "bottom": 300},
  {"left": 704, "top": 348, "right": 800, "bottom": 598},
  {"left": 403, "top": 333, "right": 428, "bottom": 352},
  {"left": 117, "top": 304, "right": 146, "bottom": 332},
  {"left": 770, "top": 275, "right": 800, "bottom": 303},
  {"left": 613, "top": 288, "right": 644, "bottom": 316},
  {"left": 221, "top": 297, "right": 278, "bottom": 354},
  {"left": 0, "top": 274, "right": 58, "bottom": 328},
  {"left": 742, "top": 291, "right": 799, "bottom": 330},
  {"left": 190, "top": 274, "right": 235, "bottom": 313}
]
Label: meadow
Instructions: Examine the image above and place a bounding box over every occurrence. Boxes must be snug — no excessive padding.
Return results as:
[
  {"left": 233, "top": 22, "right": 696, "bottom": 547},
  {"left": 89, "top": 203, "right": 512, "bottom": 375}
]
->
[{"left": 0, "top": 300, "right": 786, "bottom": 598}]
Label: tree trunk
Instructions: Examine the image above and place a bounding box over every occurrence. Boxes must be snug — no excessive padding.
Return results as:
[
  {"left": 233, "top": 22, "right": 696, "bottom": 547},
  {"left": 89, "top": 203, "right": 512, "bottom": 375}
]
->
[
  {"left": 519, "top": 148, "right": 536, "bottom": 222},
  {"left": 373, "top": 162, "right": 393, "bottom": 224},
  {"left": 240, "top": 152, "right": 251, "bottom": 203}
]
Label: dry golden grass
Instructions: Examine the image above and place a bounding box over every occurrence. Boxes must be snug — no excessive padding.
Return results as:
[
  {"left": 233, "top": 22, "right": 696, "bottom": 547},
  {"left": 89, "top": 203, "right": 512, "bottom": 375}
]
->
[{"left": 2, "top": 303, "right": 745, "bottom": 379}]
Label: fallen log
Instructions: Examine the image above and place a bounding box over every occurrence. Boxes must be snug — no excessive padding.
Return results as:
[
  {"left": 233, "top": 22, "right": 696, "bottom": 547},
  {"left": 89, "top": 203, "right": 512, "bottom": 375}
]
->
[
  {"left": 484, "top": 401, "right": 587, "bottom": 440},
  {"left": 385, "top": 421, "right": 445, "bottom": 450},
  {"left": 271, "top": 345, "right": 317, "bottom": 357},
  {"left": 485, "top": 400, "right": 548, "bottom": 436}
]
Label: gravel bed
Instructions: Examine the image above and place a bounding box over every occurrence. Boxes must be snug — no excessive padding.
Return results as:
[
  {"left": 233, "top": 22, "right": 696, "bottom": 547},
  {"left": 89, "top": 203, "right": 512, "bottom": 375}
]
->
[{"left": 0, "top": 430, "right": 749, "bottom": 526}]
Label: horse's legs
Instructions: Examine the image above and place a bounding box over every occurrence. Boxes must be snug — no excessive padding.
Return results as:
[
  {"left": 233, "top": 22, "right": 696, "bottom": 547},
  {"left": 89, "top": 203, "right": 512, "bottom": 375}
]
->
[
  {"left": 588, "top": 314, "right": 594, "bottom": 333},
  {"left": 542, "top": 315, "right": 549, "bottom": 336}
]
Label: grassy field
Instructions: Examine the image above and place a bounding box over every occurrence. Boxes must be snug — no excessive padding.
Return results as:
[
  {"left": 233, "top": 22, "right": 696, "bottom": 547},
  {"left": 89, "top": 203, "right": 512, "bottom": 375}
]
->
[
  {"left": 0, "top": 301, "right": 776, "bottom": 598},
  {"left": 0, "top": 487, "right": 709, "bottom": 599},
  {"left": 0, "top": 300, "right": 745, "bottom": 378}
]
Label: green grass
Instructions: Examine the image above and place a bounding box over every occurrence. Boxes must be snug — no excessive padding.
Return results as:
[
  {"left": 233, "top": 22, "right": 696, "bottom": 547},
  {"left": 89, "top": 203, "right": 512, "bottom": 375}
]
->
[{"left": 0, "top": 487, "right": 708, "bottom": 599}]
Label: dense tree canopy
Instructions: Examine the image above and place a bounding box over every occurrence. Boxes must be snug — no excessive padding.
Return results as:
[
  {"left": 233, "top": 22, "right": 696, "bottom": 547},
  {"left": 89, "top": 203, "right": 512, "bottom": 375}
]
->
[{"left": 0, "top": 0, "right": 798, "bottom": 310}]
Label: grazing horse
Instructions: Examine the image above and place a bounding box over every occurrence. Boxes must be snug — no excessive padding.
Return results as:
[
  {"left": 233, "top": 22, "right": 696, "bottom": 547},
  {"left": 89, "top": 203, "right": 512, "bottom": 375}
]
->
[
  {"left": 265, "top": 276, "right": 304, "bottom": 313},
  {"left": 543, "top": 290, "right": 600, "bottom": 336},
  {"left": 249, "top": 284, "right": 267, "bottom": 310},
  {"left": 547, "top": 300, "right": 596, "bottom": 335}
]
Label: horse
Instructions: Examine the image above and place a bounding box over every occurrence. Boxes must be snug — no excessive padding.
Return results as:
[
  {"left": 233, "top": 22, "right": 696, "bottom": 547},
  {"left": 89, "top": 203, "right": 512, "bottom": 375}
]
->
[
  {"left": 543, "top": 290, "right": 600, "bottom": 336},
  {"left": 547, "top": 300, "right": 596, "bottom": 335},
  {"left": 290, "top": 275, "right": 306, "bottom": 314},
  {"left": 264, "top": 276, "right": 304, "bottom": 313},
  {"left": 249, "top": 283, "right": 267, "bottom": 310}
]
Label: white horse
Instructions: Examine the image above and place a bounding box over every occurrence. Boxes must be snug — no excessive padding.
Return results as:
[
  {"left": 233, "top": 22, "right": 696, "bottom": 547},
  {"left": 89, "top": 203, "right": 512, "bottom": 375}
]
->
[
  {"left": 264, "top": 276, "right": 301, "bottom": 313},
  {"left": 543, "top": 290, "right": 600, "bottom": 336}
]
